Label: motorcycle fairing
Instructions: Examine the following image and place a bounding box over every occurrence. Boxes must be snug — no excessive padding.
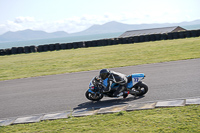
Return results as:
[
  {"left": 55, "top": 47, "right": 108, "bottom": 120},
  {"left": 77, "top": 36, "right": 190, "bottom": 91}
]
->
[{"left": 127, "top": 73, "right": 145, "bottom": 89}]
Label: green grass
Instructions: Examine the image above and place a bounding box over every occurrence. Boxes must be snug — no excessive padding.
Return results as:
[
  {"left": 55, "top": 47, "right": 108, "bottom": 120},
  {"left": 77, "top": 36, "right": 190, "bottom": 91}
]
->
[
  {"left": 0, "top": 105, "right": 199, "bottom": 133},
  {"left": 0, "top": 37, "right": 200, "bottom": 81}
]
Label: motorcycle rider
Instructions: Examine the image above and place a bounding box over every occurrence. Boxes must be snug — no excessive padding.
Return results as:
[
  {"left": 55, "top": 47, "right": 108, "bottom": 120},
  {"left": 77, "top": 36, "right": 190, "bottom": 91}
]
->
[{"left": 99, "top": 69, "right": 129, "bottom": 98}]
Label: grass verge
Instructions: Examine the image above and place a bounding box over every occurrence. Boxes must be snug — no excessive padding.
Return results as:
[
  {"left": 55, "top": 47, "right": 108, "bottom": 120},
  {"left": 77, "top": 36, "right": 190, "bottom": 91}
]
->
[
  {"left": 0, "top": 37, "right": 200, "bottom": 81},
  {"left": 0, "top": 105, "right": 199, "bottom": 133}
]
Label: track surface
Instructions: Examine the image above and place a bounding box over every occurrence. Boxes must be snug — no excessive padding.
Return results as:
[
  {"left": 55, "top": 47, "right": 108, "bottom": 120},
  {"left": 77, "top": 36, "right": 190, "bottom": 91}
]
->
[{"left": 0, "top": 59, "right": 200, "bottom": 119}]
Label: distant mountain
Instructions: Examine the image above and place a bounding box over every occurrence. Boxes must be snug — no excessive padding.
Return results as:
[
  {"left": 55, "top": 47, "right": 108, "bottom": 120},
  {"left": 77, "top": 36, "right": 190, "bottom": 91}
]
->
[
  {"left": 73, "top": 20, "right": 200, "bottom": 36},
  {"left": 75, "top": 21, "right": 131, "bottom": 34},
  {"left": 0, "top": 30, "right": 69, "bottom": 42},
  {"left": 0, "top": 19, "right": 200, "bottom": 43}
]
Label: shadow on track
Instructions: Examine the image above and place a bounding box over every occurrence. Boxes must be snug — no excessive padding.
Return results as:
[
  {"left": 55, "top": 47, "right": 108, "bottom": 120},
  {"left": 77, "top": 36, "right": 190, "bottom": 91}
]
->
[{"left": 74, "top": 96, "right": 145, "bottom": 110}]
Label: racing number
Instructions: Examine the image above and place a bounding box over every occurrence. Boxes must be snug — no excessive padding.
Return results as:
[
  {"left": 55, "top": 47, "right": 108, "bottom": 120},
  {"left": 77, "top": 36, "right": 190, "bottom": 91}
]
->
[{"left": 134, "top": 78, "right": 139, "bottom": 82}]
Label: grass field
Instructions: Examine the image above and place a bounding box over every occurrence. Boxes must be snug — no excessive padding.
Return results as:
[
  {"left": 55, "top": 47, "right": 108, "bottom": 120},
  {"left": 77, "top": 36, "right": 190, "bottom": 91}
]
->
[
  {"left": 0, "top": 37, "right": 200, "bottom": 132},
  {"left": 0, "top": 105, "right": 199, "bottom": 133},
  {"left": 0, "top": 37, "right": 200, "bottom": 81}
]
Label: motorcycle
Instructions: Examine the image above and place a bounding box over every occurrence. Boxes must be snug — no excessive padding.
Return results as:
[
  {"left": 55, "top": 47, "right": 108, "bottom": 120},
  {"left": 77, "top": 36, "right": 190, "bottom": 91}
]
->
[{"left": 85, "top": 73, "right": 148, "bottom": 101}]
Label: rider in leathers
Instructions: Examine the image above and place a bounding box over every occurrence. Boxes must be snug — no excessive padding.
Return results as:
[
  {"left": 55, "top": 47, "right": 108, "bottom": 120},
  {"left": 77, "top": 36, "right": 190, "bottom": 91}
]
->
[{"left": 99, "top": 69, "right": 129, "bottom": 98}]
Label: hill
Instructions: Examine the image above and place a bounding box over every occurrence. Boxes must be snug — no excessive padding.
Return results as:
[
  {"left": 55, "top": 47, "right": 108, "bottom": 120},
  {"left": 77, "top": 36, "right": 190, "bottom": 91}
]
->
[
  {"left": 74, "top": 20, "right": 200, "bottom": 35},
  {"left": 0, "top": 30, "right": 69, "bottom": 42},
  {"left": 0, "top": 20, "right": 200, "bottom": 42}
]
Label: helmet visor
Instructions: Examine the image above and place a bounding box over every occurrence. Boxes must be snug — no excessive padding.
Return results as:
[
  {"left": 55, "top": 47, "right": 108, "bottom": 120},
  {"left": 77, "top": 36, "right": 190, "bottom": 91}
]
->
[{"left": 100, "top": 73, "right": 108, "bottom": 80}]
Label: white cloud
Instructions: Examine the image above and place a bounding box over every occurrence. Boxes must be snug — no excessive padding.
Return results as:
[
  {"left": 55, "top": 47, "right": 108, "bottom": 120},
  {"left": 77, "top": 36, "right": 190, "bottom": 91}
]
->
[
  {"left": 0, "top": 17, "right": 37, "bottom": 34},
  {"left": 14, "top": 16, "right": 35, "bottom": 23}
]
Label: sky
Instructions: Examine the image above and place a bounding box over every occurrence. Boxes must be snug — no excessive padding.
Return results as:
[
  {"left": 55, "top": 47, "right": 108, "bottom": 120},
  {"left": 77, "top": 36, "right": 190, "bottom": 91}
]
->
[{"left": 0, "top": 0, "right": 200, "bottom": 35}]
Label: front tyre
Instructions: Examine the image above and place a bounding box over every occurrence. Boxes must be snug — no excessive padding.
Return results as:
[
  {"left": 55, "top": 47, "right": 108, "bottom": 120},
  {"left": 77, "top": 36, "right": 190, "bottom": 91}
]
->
[{"left": 85, "top": 91, "right": 103, "bottom": 101}]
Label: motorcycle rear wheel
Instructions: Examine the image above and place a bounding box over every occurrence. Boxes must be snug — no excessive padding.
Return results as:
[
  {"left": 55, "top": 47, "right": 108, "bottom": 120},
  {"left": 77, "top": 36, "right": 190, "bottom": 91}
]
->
[{"left": 131, "top": 82, "right": 148, "bottom": 96}]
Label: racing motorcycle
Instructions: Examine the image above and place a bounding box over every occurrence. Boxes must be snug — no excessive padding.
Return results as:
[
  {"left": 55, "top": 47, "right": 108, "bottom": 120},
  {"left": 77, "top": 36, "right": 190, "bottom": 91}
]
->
[{"left": 85, "top": 73, "right": 148, "bottom": 101}]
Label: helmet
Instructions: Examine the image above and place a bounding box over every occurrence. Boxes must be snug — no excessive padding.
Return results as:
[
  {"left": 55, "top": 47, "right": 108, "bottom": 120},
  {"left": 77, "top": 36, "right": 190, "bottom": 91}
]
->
[{"left": 99, "top": 69, "right": 110, "bottom": 80}]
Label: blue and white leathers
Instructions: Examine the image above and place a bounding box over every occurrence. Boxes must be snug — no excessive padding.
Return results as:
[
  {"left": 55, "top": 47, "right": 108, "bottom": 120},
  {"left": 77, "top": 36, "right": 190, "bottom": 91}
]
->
[{"left": 102, "top": 73, "right": 145, "bottom": 89}]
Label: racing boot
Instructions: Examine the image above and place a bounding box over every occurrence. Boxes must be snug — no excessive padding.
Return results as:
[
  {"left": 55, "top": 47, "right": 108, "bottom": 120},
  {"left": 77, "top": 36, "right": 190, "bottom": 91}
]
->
[{"left": 123, "top": 91, "right": 129, "bottom": 99}]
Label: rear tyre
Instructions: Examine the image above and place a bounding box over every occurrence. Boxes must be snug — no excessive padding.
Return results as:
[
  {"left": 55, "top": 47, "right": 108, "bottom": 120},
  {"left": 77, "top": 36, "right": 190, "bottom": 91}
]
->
[{"left": 131, "top": 82, "right": 148, "bottom": 96}]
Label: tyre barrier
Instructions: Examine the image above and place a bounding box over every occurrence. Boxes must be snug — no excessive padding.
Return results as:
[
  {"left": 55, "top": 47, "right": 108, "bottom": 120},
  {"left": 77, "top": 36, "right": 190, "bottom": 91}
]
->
[
  {"left": 5, "top": 49, "right": 11, "bottom": 55},
  {"left": 133, "top": 36, "right": 139, "bottom": 43},
  {"left": 73, "top": 42, "right": 84, "bottom": 48},
  {"left": 1, "top": 29, "right": 200, "bottom": 56},
  {"left": 186, "top": 31, "right": 191, "bottom": 38},
  {"left": 172, "top": 32, "right": 178, "bottom": 39},
  {"left": 139, "top": 35, "right": 145, "bottom": 42},
  {"left": 149, "top": 34, "right": 156, "bottom": 41},
  {"left": 49, "top": 44, "right": 55, "bottom": 51},
  {"left": 24, "top": 46, "right": 31, "bottom": 53},
  {"left": 178, "top": 31, "right": 186, "bottom": 38},
  {"left": 0, "top": 49, "right": 6, "bottom": 55},
  {"left": 60, "top": 43, "right": 67, "bottom": 50},
  {"left": 113, "top": 38, "right": 119, "bottom": 45},
  {"left": 55, "top": 43, "right": 61, "bottom": 50},
  {"left": 127, "top": 37, "right": 133, "bottom": 44},
  {"left": 106, "top": 39, "right": 111, "bottom": 45},
  {"left": 160, "top": 34, "right": 168, "bottom": 40},
  {"left": 144, "top": 35, "right": 150, "bottom": 42},
  {"left": 37, "top": 45, "right": 43, "bottom": 52},
  {"left": 92, "top": 40, "right": 98, "bottom": 47},
  {"left": 100, "top": 39, "right": 106, "bottom": 46},
  {"left": 43, "top": 45, "right": 49, "bottom": 52},
  {"left": 191, "top": 30, "right": 199, "bottom": 37},
  {"left": 68, "top": 43, "right": 73, "bottom": 49},
  {"left": 97, "top": 40, "right": 103, "bottom": 46},
  {"left": 167, "top": 32, "right": 173, "bottom": 39},
  {"left": 119, "top": 38, "right": 127, "bottom": 44},
  {"left": 155, "top": 34, "right": 161, "bottom": 41},
  {"left": 18, "top": 47, "right": 24, "bottom": 54},
  {"left": 197, "top": 30, "right": 200, "bottom": 36},
  {"left": 30, "top": 46, "right": 37, "bottom": 53},
  {"left": 11, "top": 47, "right": 18, "bottom": 54}
]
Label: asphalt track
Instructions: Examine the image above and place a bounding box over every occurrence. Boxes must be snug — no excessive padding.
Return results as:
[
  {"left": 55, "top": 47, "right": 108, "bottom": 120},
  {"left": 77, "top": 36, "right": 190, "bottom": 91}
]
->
[{"left": 0, "top": 58, "right": 200, "bottom": 119}]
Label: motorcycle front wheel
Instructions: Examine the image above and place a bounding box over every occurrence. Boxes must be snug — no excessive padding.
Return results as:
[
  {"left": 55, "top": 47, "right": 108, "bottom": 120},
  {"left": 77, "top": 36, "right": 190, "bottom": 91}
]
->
[{"left": 85, "top": 91, "right": 103, "bottom": 101}]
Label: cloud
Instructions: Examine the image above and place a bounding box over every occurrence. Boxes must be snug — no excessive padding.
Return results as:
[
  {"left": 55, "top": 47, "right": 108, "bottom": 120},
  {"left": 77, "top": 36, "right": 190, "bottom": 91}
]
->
[
  {"left": 14, "top": 16, "right": 35, "bottom": 23},
  {"left": 0, "top": 17, "right": 37, "bottom": 34}
]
